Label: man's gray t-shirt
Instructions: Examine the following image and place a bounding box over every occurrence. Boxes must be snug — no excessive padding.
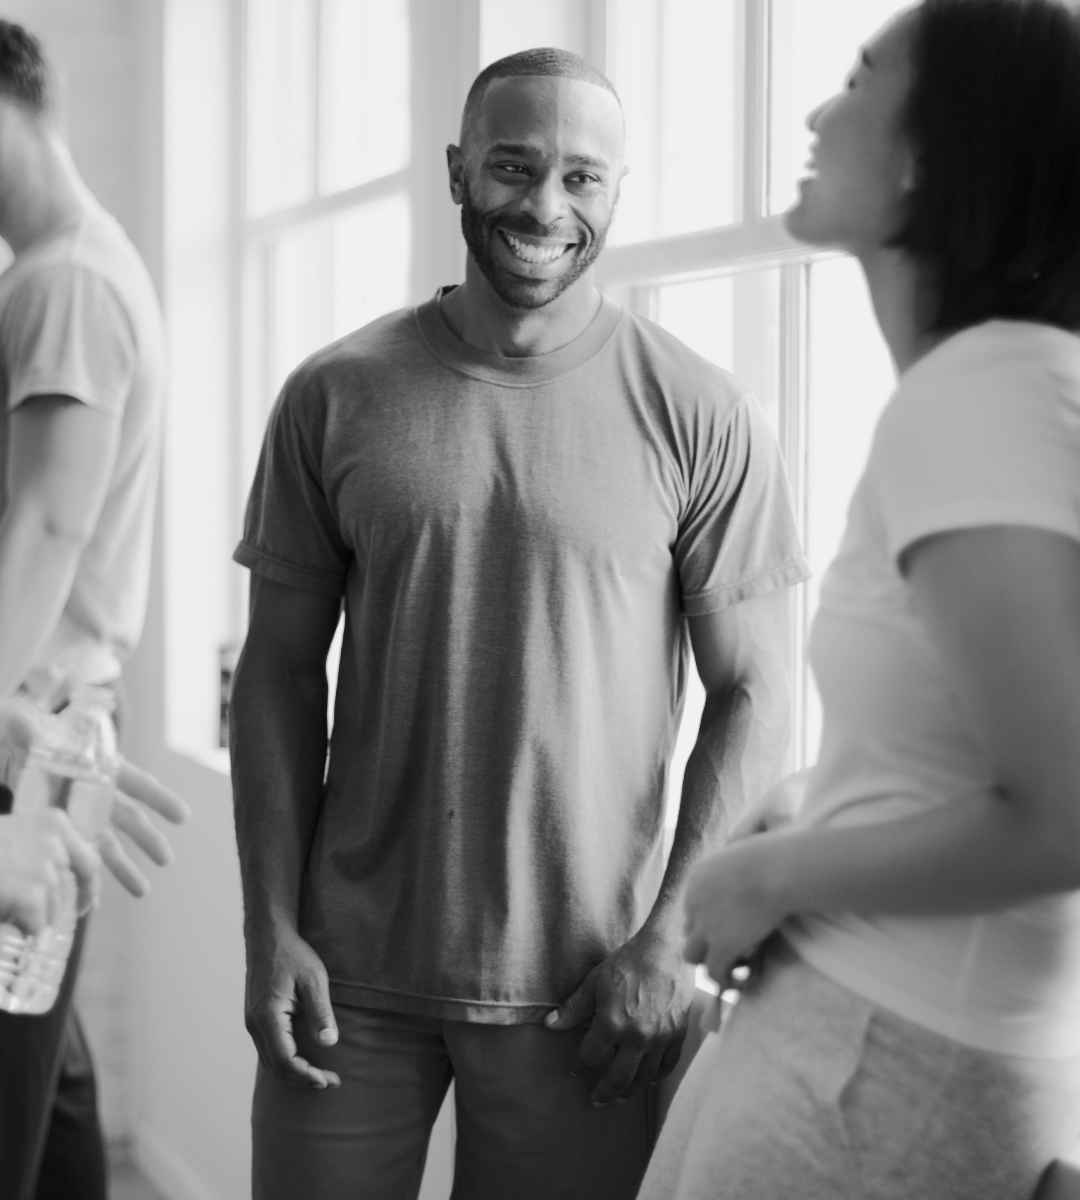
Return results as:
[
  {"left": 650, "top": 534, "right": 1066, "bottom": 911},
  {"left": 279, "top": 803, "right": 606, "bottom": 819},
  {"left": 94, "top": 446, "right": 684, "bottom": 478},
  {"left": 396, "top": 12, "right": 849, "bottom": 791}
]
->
[{"left": 236, "top": 292, "right": 808, "bottom": 1023}]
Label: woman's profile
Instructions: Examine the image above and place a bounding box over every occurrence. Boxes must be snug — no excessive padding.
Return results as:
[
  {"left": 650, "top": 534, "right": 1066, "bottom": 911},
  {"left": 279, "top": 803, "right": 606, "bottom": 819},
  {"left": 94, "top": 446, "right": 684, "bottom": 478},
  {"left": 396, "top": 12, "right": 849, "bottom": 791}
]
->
[{"left": 640, "top": 1, "right": 1080, "bottom": 1196}]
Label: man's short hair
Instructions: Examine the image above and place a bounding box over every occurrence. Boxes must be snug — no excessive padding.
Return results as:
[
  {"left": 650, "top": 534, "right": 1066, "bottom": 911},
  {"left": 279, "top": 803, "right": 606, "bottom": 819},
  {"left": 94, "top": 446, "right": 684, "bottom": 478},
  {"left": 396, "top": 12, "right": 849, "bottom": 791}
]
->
[
  {"left": 460, "top": 48, "right": 620, "bottom": 144},
  {"left": 0, "top": 20, "right": 53, "bottom": 116},
  {"left": 893, "top": 0, "right": 1080, "bottom": 334}
]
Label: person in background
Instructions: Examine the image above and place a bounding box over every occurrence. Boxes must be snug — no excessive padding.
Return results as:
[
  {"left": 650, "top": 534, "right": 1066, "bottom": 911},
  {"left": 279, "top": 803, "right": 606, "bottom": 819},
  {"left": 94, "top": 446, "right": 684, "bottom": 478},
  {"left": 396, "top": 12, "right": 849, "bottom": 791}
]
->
[
  {"left": 232, "top": 47, "right": 807, "bottom": 1200},
  {"left": 0, "top": 21, "right": 188, "bottom": 1200},
  {"left": 637, "top": 1, "right": 1080, "bottom": 1197}
]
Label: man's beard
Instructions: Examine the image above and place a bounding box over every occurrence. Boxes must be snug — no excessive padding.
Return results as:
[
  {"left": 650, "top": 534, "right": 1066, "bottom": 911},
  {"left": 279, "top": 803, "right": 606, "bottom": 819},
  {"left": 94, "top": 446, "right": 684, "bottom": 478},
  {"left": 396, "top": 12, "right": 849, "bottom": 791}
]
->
[{"left": 459, "top": 179, "right": 611, "bottom": 311}]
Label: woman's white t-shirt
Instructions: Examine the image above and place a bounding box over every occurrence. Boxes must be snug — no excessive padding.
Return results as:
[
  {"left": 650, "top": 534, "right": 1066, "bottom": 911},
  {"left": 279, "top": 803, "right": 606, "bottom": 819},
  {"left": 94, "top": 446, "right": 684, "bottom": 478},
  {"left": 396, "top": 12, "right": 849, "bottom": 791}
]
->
[{"left": 786, "top": 319, "right": 1080, "bottom": 1059}]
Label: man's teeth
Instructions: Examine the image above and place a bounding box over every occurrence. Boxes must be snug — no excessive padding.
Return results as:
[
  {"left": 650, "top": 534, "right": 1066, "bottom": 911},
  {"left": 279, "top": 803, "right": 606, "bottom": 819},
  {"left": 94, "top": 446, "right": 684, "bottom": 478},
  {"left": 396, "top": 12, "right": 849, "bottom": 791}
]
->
[{"left": 503, "top": 232, "right": 572, "bottom": 264}]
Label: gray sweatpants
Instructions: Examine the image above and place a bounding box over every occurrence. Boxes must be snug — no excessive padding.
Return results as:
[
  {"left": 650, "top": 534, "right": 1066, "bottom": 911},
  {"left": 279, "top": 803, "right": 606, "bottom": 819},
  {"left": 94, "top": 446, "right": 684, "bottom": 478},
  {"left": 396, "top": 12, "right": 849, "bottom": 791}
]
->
[{"left": 639, "top": 937, "right": 1080, "bottom": 1200}]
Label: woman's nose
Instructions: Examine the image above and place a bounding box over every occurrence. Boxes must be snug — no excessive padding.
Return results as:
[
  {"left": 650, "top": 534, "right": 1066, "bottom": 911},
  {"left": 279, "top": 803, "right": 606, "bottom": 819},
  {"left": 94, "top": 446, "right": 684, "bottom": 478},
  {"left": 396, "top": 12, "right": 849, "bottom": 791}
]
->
[{"left": 806, "top": 100, "right": 827, "bottom": 133}]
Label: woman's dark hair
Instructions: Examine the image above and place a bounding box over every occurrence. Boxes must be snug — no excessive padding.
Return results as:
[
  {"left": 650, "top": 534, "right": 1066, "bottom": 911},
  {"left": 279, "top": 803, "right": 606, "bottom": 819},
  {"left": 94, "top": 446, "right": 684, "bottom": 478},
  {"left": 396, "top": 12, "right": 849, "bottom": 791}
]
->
[
  {"left": 0, "top": 20, "right": 53, "bottom": 116},
  {"left": 893, "top": 0, "right": 1080, "bottom": 334}
]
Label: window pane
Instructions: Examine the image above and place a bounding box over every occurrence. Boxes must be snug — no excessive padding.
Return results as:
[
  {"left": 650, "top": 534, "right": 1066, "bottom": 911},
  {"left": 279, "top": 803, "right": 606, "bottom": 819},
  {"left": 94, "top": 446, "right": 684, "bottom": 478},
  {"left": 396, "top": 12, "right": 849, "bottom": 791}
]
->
[
  {"left": 266, "top": 194, "right": 411, "bottom": 401},
  {"left": 608, "top": 0, "right": 740, "bottom": 244},
  {"left": 319, "top": 0, "right": 410, "bottom": 194},
  {"left": 330, "top": 194, "right": 411, "bottom": 339},
  {"left": 769, "top": 0, "right": 912, "bottom": 215},
  {"left": 654, "top": 267, "right": 782, "bottom": 430},
  {"left": 803, "top": 255, "right": 895, "bottom": 755},
  {"left": 246, "top": 0, "right": 317, "bottom": 216},
  {"left": 479, "top": 0, "right": 587, "bottom": 66}
]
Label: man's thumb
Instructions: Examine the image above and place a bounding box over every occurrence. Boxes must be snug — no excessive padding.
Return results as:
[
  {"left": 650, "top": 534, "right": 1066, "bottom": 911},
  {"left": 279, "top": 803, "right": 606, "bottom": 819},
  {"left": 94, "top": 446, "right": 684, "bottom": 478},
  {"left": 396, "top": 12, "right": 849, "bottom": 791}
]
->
[
  {"left": 301, "top": 970, "right": 339, "bottom": 1046},
  {"left": 544, "top": 976, "right": 594, "bottom": 1031}
]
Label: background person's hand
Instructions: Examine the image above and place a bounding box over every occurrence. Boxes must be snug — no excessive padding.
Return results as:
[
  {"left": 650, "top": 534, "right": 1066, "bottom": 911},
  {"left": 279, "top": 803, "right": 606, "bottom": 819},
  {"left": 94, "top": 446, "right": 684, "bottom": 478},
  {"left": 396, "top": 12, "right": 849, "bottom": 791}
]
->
[
  {"left": 244, "top": 921, "right": 341, "bottom": 1090},
  {"left": 0, "top": 809, "right": 102, "bottom": 933},
  {"left": 98, "top": 758, "right": 191, "bottom": 897},
  {"left": 0, "top": 698, "right": 191, "bottom": 898},
  {"left": 545, "top": 924, "right": 696, "bottom": 1105}
]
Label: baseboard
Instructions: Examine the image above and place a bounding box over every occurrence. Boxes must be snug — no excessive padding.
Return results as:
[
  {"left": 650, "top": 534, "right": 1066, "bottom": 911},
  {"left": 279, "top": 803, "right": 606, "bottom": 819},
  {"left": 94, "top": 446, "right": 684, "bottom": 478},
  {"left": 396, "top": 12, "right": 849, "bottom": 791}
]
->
[{"left": 133, "top": 1126, "right": 223, "bottom": 1200}]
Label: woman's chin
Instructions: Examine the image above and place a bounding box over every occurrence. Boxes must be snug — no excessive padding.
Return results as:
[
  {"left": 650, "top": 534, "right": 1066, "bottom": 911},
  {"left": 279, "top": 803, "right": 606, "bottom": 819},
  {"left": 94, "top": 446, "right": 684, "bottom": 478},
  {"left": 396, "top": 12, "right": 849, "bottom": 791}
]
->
[{"left": 783, "top": 193, "right": 837, "bottom": 249}]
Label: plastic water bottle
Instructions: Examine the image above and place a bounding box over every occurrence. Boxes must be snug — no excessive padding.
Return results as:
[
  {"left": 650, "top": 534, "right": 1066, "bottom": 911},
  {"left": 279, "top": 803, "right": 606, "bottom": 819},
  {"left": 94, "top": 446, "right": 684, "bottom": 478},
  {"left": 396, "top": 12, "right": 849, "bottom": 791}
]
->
[{"left": 0, "top": 686, "right": 119, "bottom": 1014}]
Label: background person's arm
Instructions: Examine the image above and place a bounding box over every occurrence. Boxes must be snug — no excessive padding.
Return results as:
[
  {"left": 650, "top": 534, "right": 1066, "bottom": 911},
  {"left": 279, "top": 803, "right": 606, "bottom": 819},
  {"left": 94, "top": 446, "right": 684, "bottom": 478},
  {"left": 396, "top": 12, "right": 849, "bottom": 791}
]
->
[
  {"left": 0, "top": 394, "right": 119, "bottom": 698},
  {"left": 547, "top": 588, "right": 792, "bottom": 1104},
  {"left": 684, "top": 526, "right": 1080, "bottom": 985},
  {"left": 230, "top": 574, "right": 343, "bottom": 1090}
]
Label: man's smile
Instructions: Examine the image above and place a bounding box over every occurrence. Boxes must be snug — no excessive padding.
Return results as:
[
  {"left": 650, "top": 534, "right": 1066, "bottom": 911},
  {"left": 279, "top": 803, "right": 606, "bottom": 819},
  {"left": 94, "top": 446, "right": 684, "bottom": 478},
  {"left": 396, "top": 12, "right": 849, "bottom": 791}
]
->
[{"left": 497, "top": 228, "right": 578, "bottom": 266}]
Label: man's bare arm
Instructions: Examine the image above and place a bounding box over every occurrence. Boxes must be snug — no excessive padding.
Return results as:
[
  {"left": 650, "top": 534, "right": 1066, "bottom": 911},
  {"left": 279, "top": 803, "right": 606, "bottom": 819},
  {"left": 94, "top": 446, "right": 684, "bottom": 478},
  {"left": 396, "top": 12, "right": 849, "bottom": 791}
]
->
[
  {"left": 0, "top": 395, "right": 119, "bottom": 697},
  {"left": 547, "top": 589, "right": 792, "bottom": 1103},
  {"left": 230, "top": 574, "right": 343, "bottom": 1089}
]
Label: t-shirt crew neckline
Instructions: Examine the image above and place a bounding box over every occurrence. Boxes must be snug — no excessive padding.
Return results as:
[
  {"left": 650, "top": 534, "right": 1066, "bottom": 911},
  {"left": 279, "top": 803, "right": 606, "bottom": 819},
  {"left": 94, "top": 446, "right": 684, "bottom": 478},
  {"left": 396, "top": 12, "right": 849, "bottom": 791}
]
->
[{"left": 414, "top": 284, "right": 625, "bottom": 388}]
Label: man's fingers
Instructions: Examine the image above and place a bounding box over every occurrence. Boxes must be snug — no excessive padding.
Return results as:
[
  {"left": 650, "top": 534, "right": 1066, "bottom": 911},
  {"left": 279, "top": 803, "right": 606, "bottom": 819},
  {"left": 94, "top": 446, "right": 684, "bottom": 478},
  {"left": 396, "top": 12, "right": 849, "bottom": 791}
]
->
[
  {"left": 568, "top": 1020, "right": 617, "bottom": 1079},
  {"left": 657, "top": 1036, "right": 686, "bottom": 1081},
  {"left": 255, "top": 1000, "right": 340, "bottom": 1090},
  {"left": 635, "top": 1045, "right": 670, "bottom": 1089},
  {"left": 590, "top": 1045, "right": 644, "bottom": 1105},
  {"left": 97, "top": 826, "right": 150, "bottom": 897},
  {"left": 298, "top": 967, "right": 339, "bottom": 1048},
  {"left": 545, "top": 973, "right": 595, "bottom": 1032},
  {"left": 116, "top": 760, "right": 191, "bottom": 825},
  {"left": 110, "top": 792, "right": 174, "bottom": 866}
]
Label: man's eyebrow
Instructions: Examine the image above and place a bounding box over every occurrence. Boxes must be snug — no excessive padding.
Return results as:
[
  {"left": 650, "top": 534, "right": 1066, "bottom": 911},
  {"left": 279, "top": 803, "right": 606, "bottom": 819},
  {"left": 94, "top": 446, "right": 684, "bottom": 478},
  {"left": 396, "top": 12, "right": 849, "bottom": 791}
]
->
[
  {"left": 485, "top": 142, "right": 609, "bottom": 170},
  {"left": 564, "top": 153, "right": 608, "bottom": 170},
  {"left": 487, "top": 141, "right": 542, "bottom": 157}
]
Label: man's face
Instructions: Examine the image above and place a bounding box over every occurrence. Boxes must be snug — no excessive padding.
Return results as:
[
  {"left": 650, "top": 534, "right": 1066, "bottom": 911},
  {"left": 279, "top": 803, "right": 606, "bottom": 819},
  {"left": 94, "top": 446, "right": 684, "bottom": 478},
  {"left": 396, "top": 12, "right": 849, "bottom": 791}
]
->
[{"left": 450, "top": 75, "right": 626, "bottom": 310}]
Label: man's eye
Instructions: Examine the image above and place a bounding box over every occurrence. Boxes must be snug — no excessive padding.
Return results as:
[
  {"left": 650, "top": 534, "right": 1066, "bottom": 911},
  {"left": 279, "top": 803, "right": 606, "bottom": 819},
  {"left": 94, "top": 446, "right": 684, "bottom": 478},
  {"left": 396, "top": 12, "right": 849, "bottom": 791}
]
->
[
  {"left": 495, "top": 163, "right": 528, "bottom": 175},
  {"left": 568, "top": 174, "right": 600, "bottom": 187}
]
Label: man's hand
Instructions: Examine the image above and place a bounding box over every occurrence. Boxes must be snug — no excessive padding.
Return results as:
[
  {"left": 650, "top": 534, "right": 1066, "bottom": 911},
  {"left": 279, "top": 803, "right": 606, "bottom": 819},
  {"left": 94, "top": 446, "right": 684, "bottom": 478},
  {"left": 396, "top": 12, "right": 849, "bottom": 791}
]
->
[
  {"left": 0, "top": 809, "right": 102, "bottom": 932},
  {"left": 545, "top": 925, "right": 696, "bottom": 1105},
  {"left": 245, "top": 921, "right": 341, "bottom": 1090}
]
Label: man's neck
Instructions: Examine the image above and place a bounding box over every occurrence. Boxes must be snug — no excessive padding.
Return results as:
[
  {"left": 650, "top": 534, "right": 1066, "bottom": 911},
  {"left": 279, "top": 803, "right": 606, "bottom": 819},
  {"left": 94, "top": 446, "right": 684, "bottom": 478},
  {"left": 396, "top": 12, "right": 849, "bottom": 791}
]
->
[
  {"left": 0, "top": 132, "right": 92, "bottom": 256},
  {"left": 440, "top": 258, "right": 603, "bottom": 358}
]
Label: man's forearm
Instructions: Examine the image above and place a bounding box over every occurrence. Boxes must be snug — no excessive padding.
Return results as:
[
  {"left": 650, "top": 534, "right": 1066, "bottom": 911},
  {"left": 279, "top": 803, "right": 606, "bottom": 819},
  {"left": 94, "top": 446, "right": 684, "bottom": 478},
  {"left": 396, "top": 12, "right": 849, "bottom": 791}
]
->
[
  {"left": 230, "top": 651, "right": 329, "bottom": 940},
  {"left": 648, "top": 673, "right": 789, "bottom": 931},
  {"left": 0, "top": 507, "right": 83, "bottom": 695}
]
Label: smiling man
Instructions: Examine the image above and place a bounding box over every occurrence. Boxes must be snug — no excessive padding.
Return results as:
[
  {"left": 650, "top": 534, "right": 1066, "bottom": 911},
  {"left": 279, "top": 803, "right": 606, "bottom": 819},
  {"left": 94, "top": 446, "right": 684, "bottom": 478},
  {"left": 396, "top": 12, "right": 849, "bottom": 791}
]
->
[{"left": 232, "top": 48, "right": 808, "bottom": 1200}]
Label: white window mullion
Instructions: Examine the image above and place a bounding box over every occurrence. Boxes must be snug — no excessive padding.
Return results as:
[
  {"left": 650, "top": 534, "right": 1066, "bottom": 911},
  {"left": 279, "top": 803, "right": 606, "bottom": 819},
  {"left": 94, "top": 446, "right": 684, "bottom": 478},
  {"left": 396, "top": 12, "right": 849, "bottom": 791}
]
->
[
  {"left": 778, "top": 258, "right": 811, "bottom": 769},
  {"left": 743, "top": 0, "right": 771, "bottom": 223}
]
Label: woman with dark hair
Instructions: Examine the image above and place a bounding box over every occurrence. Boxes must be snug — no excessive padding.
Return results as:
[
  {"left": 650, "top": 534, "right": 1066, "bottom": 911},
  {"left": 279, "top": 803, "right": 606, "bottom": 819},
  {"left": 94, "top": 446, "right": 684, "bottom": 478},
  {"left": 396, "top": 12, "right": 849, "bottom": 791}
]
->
[{"left": 638, "top": 1, "right": 1080, "bottom": 1196}]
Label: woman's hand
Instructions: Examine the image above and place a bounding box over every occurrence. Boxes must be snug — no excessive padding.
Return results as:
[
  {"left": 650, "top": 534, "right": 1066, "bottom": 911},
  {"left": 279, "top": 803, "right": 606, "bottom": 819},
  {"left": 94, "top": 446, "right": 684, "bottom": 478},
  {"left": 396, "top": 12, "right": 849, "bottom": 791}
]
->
[{"left": 682, "top": 834, "right": 792, "bottom": 990}]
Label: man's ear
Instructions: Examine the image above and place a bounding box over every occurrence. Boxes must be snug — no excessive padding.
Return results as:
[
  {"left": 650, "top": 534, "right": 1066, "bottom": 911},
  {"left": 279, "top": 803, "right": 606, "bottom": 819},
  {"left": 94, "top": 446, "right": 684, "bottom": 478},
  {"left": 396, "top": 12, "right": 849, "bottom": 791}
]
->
[{"left": 446, "top": 144, "right": 466, "bottom": 206}]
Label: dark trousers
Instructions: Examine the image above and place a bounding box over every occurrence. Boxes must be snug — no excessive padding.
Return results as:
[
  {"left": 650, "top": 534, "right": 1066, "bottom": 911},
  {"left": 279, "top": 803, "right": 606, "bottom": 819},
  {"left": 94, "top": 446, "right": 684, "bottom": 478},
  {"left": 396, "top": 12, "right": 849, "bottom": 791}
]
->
[{"left": 0, "top": 916, "right": 107, "bottom": 1200}]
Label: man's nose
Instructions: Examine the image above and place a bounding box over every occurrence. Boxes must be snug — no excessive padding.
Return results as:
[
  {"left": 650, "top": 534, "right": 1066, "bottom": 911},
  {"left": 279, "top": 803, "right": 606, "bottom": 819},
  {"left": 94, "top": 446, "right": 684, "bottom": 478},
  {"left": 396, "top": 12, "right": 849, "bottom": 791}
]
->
[{"left": 520, "top": 171, "right": 569, "bottom": 228}]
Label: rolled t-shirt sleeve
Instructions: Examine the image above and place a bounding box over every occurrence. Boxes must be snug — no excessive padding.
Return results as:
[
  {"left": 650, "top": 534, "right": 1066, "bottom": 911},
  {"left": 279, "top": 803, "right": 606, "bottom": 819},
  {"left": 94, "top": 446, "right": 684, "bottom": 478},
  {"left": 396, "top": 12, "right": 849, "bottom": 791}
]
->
[
  {"left": 0, "top": 264, "right": 136, "bottom": 417},
  {"left": 873, "top": 361, "right": 1080, "bottom": 564},
  {"left": 676, "top": 389, "right": 809, "bottom": 616},
  {"left": 235, "top": 371, "right": 350, "bottom": 597}
]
